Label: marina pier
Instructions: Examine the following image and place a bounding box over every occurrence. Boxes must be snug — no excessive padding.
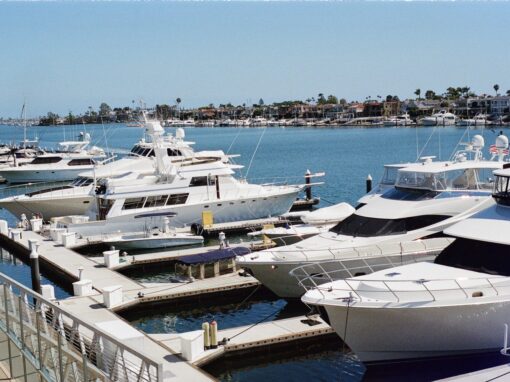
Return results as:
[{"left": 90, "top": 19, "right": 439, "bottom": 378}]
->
[{"left": 0, "top": 223, "right": 337, "bottom": 381}]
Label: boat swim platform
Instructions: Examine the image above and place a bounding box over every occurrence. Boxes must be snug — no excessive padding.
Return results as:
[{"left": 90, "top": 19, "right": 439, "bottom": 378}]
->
[{"left": 149, "top": 315, "right": 335, "bottom": 367}]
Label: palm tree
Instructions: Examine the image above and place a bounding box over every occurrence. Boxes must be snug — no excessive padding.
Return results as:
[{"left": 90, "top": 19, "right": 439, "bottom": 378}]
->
[
  {"left": 494, "top": 84, "right": 500, "bottom": 96},
  {"left": 176, "top": 98, "right": 181, "bottom": 119},
  {"left": 414, "top": 88, "right": 421, "bottom": 100}
]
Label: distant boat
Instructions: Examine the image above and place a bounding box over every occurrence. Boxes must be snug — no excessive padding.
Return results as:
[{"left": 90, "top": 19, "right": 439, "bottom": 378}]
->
[
  {"left": 103, "top": 229, "right": 204, "bottom": 250},
  {"left": 421, "top": 110, "right": 456, "bottom": 126},
  {"left": 457, "top": 114, "right": 491, "bottom": 127},
  {"left": 383, "top": 113, "right": 415, "bottom": 127}
]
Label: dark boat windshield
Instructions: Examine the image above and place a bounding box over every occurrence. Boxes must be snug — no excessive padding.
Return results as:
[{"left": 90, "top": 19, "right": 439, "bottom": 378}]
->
[
  {"left": 329, "top": 213, "right": 449, "bottom": 237},
  {"left": 435, "top": 237, "right": 510, "bottom": 276}
]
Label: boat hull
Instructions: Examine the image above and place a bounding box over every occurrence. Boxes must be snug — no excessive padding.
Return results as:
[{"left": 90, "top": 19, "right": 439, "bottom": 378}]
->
[
  {"left": 0, "top": 167, "right": 94, "bottom": 184},
  {"left": 103, "top": 235, "right": 203, "bottom": 250},
  {"left": 68, "top": 190, "right": 300, "bottom": 238},
  {"left": 320, "top": 300, "right": 510, "bottom": 363},
  {"left": 0, "top": 195, "right": 92, "bottom": 219}
]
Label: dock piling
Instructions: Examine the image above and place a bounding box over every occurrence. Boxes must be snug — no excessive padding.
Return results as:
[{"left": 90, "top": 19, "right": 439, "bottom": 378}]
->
[
  {"left": 366, "top": 174, "right": 373, "bottom": 193},
  {"left": 29, "top": 240, "right": 41, "bottom": 294},
  {"left": 305, "top": 169, "right": 312, "bottom": 200}
]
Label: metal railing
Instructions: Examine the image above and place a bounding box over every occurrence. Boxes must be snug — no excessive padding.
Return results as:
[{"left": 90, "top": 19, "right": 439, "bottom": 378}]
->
[
  {"left": 0, "top": 272, "right": 162, "bottom": 382},
  {"left": 292, "top": 258, "right": 510, "bottom": 303}
]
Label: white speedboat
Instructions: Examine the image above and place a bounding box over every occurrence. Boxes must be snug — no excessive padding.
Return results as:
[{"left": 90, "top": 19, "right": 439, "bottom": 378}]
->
[
  {"left": 0, "top": 133, "right": 106, "bottom": 184},
  {"left": 383, "top": 114, "right": 414, "bottom": 127},
  {"left": 421, "top": 110, "right": 457, "bottom": 126},
  {"left": 103, "top": 229, "right": 203, "bottom": 250},
  {"left": 301, "top": 166, "right": 510, "bottom": 363},
  {"left": 248, "top": 202, "right": 355, "bottom": 246},
  {"left": 237, "top": 134, "right": 510, "bottom": 298}
]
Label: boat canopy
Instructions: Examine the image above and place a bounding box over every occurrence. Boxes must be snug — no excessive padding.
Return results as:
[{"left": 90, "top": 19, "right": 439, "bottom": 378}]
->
[{"left": 176, "top": 246, "right": 251, "bottom": 265}]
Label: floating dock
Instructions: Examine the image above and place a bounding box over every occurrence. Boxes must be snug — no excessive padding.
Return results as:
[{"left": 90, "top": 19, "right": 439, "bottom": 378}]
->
[{"left": 0, "top": 225, "right": 337, "bottom": 381}]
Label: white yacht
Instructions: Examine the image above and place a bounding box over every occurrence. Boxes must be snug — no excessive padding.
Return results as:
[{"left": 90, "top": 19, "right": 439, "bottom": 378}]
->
[
  {"left": 421, "top": 110, "right": 457, "bottom": 126},
  {"left": 0, "top": 133, "right": 106, "bottom": 184},
  {"left": 457, "top": 114, "right": 491, "bottom": 127},
  {"left": 237, "top": 134, "right": 510, "bottom": 298},
  {"left": 0, "top": 127, "right": 227, "bottom": 220},
  {"left": 383, "top": 113, "right": 414, "bottom": 127},
  {"left": 58, "top": 120, "right": 304, "bottom": 237},
  {"left": 301, "top": 166, "right": 510, "bottom": 363}
]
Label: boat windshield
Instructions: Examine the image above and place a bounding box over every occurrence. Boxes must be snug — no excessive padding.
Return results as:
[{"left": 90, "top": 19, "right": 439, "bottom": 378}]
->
[
  {"left": 381, "top": 166, "right": 402, "bottom": 185},
  {"left": 329, "top": 213, "right": 449, "bottom": 237},
  {"left": 395, "top": 168, "right": 496, "bottom": 191},
  {"left": 435, "top": 237, "right": 510, "bottom": 276},
  {"left": 493, "top": 175, "right": 510, "bottom": 206}
]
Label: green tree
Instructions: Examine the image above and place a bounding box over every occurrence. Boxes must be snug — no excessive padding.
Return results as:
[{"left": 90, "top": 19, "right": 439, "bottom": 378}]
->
[
  {"left": 258, "top": 98, "right": 264, "bottom": 106},
  {"left": 317, "top": 93, "right": 326, "bottom": 105},
  {"left": 414, "top": 88, "right": 421, "bottom": 100},
  {"left": 99, "top": 102, "right": 111, "bottom": 117},
  {"left": 339, "top": 98, "right": 347, "bottom": 105},
  {"left": 326, "top": 95, "right": 338, "bottom": 104},
  {"left": 425, "top": 90, "right": 436, "bottom": 100},
  {"left": 494, "top": 84, "right": 500, "bottom": 95}
]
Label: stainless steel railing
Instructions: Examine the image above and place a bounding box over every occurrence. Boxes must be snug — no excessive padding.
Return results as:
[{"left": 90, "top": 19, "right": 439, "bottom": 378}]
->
[{"left": 0, "top": 272, "right": 162, "bottom": 382}]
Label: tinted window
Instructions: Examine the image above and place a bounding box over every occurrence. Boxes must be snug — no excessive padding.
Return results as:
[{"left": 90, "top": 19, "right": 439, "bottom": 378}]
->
[
  {"left": 144, "top": 195, "right": 168, "bottom": 208},
  {"left": 435, "top": 237, "right": 510, "bottom": 276},
  {"left": 167, "top": 148, "right": 182, "bottom": 156},
  {"left": 31, "top": 156, "right": 62, "bottom": 164},
  {"left": 123, "top": 197, "right": 145, "bottom": 210},
  {"left": 167, "top": 193, "right": 189, "bottom": 205},
  {"left": 382, "top": 188, "right": 439, "bottom": 201},
  {"left": 189, "top": 176, "right": 215, "bottom": 187},
  {"left": 68, "top": 159, "right": 94, "bottom": 166},
  {"left": 330, "top": 214, "right": 449, "bottom": 237}
]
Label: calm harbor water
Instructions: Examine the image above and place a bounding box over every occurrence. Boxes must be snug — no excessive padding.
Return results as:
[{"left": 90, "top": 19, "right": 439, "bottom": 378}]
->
[{"left": 0, "top": 123, "right": 506, "bottom": 381}]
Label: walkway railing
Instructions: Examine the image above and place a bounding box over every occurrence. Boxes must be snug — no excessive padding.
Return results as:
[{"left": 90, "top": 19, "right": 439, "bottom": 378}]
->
[
  {"left": 292, "top": 258, "right": 510, "bottom": 303},
  {"left": 0, "top": 272, "right": 162, "bottom": 382}
]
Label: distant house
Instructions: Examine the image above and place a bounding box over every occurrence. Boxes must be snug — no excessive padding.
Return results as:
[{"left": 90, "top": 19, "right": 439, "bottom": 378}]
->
[
  {"left": 383, "top": 101, "right": 401, "bottom": 117},
  {"left": 363, "top": 101, "right": 383, "bottom": 117},
  {"left": 467, "top": 96, "right": 510, "bottom": 116}
]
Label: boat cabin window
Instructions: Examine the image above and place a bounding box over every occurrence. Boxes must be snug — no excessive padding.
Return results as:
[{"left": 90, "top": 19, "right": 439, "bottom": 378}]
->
[
  {"left": 493, "top": 175, "right": 510, "bottom": 206},
  {"left": 396, "top": 168, "right": 497, "bottom": 191},
  {"left": 144, "top": 195, "right": 168, "bottom": 208},
  {"left": 329, "top": 214, "right": 449, "bottom": 237},
  {"left": 167, "top": 193, "right": 189, "bottom": 205},
  {"left": 167, "top": 148, "right": 183, "bottom": 156},
  {"left": 68, "top": 158, "right": 94, "bottom": 166},
  {"left": 30, "top": 156, "right": 62, "bottom": 164},
  {"left": 71, "top": 177, "right": 94, "bottom": 187},
  {"left": 435, "top": 237, "right": 510, "bottom": 276},
  {"left": 130, "top": 145, "right": 154, "bottom": 157},
  {"left": 382, "top": 188, "right": 439, "bottom": 201},
  {"left": 123, "top": 197, "right": 146, "bottom": 210},
  {"left": 189, "top": 176, "right": 216, "bottom": 187}
]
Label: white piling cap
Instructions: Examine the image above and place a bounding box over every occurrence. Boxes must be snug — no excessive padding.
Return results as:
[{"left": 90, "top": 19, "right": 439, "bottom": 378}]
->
[{"left": 367, "top": 174, "right": 372, "bottom": 181}]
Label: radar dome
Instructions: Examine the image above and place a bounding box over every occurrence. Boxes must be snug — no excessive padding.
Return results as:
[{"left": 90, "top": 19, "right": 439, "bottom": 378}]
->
[
  {"left": 471, "top": 134, "right": 485, "bottom": 149},
  {"left": 496, "top": 134, "right": 509, "bottom": 149},
  {"left": 176, "top": 128, "right": 185, "bottom": 139}
]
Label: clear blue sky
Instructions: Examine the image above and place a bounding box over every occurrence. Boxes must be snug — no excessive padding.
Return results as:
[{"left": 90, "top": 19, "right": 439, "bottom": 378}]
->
[{"left": 1, "top": 2, "right": 509, "bottom": 118}]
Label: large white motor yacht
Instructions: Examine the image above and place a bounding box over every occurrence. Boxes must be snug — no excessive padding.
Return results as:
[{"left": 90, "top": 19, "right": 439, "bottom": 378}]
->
[
  {"left": 421, "top": 110, "right": 457, "bottom": 126},
  {"left": 237, "top": 134, "right": 510, "bottom": 298},
  {"left": 301, "top": 166, "right": 510, "bottom": 363},
  {"left": 59, "top": 120, "right": 304, "bottom": 237},
  {"left": 0, "top": 126, "right": 227, "bottom": 220},
  {"left": 0, "top": 133, "right": 106, "bottom": 184}
]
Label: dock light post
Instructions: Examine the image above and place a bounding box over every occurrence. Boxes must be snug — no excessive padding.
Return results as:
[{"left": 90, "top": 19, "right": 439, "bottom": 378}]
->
[
  {"left": 78, "top": 266, "right": 84, "bottom": 281},
  {"left": 29, "top": 240, "right": 41, "bottom": 294},
  {"left": 305, "top": 169, "right": 312, "bottom": 200},
  {"left": 366, "top": 174, "right": 373, "bottom": 193}
]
